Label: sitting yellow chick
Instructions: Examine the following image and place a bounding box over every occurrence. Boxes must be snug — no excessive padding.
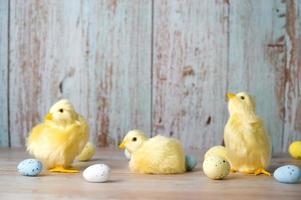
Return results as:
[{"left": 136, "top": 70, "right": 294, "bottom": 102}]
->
[
  {"left": 119, "top": 130, "right": 186, "bottom": 174},
  {"left": 27, "top": 99, "right": 89, "bottom": 173},
  {"left": 76, "top": 142, "right": 96, "bottom": 161},
  {"left": 223, "top": 92, "right": 271, "bottom": 175}
]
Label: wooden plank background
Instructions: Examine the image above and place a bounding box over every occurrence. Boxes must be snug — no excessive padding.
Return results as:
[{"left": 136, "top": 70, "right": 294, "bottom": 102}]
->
[
  {"left": 0, "top": 0, "right": 9, "bottom": 147},
  {"left": 0, "top": 0, "right": 300, "bottom": 154},
  {"left": 8, "top": 0, "right": 152, "bottom": 147}
]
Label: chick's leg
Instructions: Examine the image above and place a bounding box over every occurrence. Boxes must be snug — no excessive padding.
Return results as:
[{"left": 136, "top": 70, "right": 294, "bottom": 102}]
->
[
  {"left": 49, "top": 165, "right": 79, "bottom": 173},
  {"left": 254, "top": 168, "right": 271, "bottom": 176},
  {"left": 241, "top": 170, "right": 255, "bottom": 174}
]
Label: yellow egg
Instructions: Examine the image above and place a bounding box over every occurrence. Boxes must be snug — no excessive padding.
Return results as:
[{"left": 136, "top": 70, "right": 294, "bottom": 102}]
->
[
  {"left": 204, "top": 146, "right": 227, "bottom": 160},
  {"left": 76, "top": 142, "right": 96, "bottom": 161},
  {"left": 203, "top": 155, "right": 230, "bottom": 180},
  {"left": 289, "top": 141, "right": 301, "bottom": 159}
]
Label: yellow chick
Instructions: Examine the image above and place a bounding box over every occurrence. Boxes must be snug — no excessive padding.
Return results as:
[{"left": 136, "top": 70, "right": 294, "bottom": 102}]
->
[
  {"left": 224, "top": 92, "right": 271, "bottom": 175},
  {"left": 27, "top": 99, "right": 89, "bottom": 173},
  {"left": 119, "top": 130, "right": 186, "bottom": 174},
  {"left": 76, "top": 142, "right": 96, "bottom": 161}
]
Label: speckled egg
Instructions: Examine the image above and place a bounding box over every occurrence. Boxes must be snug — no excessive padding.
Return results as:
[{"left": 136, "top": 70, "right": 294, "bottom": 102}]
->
[
  {"left": 185, "top": 155, "right": 198, "bottom": 171},
  {"left": 124, "top": 149, "right": 131, "bottom": 160},
  {"left": 83, "top": 164, "right": 110, "bottom": 183},
  {"left": 204, "top": 146, "right": 227, "bottom": 160},
  {"left": 203, "top": 155, "right": 230, "bottom": 180},
  {"left": 17, "top": 159, "right": 43, "bottom": 176},
  {"left": 289, "top": 141, "right": 301, "bottom": 159},
  {"left": 76, "top": 142, "right": 96, "bottom": 161},
  {"left": 273, "top": 165, "right": 301, "bottom": 184}
]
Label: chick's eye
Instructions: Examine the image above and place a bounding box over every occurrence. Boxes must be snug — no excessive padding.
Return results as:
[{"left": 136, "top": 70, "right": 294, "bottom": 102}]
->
[
  {"left": 132, "top": 137, "right": 137, "bottom": 142},
  {"left": 59, "top": 109, "right": 64, "bottom": 113},
  {"left": 240, "top": 96, "right": 245, "bottom": 100}
]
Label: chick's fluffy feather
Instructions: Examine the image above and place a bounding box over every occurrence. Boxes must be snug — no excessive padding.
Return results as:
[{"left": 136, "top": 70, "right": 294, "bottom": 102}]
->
[
  {"left": 120, "top": 130, "right": 186, "bottom": 174},
  {"left": 27, "top": 100, "right": 88, "bottom": 169},
  {"left": 129, "top": 135, "right": 186, "bottom": 174},
  {"left": 225, "top": 115, "right": 271, "bottom": 172},
  {"left": 224, "top": 92, "right": 271, "bottom": 173}
]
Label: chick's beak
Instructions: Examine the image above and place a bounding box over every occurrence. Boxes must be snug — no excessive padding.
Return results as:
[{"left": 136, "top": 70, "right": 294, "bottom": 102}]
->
[
  {"left": 45, "top": 113, "right": 53, "bottom": 121},
  {"left": 227, "top": 93, "right": 236, "bottom": 100},
  {"left": 119, "top": 141, "right": 126, "bottom": 149}
]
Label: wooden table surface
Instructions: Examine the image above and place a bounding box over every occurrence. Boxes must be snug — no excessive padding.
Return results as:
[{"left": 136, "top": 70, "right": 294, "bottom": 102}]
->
[{"left": 0, "top": 148, "right": 300, "bottom": 200}]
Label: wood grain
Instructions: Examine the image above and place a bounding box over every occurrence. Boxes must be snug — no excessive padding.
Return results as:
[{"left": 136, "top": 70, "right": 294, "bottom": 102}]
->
[
  {"left": 0, "top": 0, "right": 9, "bottom": 147},
  {"left": 9, "top": 0, "right": 62, "bottom": 147},
  {"left": 79, "top": 0, "right": 152, "bottom": 147},
  {"left": 0, "top": 148, "right": 300, "bottom": 200},
  {"left": 282, "top": 0, "right": 301, "bottom": 151},
  {"left": 228, "top": 0, "right": 287, "bottom": 153},
  {"left": 8, "top": 0, "right": 152, "bottom": 147},
  {"left": 152, "top": 0, "right": 229, "bottom": 150}
]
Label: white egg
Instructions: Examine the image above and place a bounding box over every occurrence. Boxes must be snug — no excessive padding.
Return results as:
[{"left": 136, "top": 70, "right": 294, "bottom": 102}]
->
[
  {"left": 203, "top": 155, "right": 230, "bottom": 180},
  {"left": 83, "top": 164, "right": 110, "bottom": 183},
  {"left": 124, "top": 149, "right": 131, "bottom": 160}
]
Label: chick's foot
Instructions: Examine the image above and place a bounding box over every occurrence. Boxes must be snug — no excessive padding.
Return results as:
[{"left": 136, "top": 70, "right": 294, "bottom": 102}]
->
[
  {"left": 254, "top": 168, "right": 271, "bottom": 176},
  {"left": 49, "top": 166, "right": 79, "bottom": 173}
]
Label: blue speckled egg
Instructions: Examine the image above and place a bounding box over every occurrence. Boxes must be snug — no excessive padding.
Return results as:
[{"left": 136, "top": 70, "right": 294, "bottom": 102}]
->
[
  {"left": 185, "top": 155, "right": 198, "bottom": 171},
  {"left": 273, "top": 165, "right": 301, "bottom": 184},
  {"left": 17, "top": 159, "right": 43, "bottom": 176}
]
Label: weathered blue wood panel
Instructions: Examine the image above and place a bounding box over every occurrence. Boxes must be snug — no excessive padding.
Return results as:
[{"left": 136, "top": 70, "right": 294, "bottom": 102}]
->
[
  {"left": 0, "top": 0, "right": 9, "bottom": 147},
  {"left": 0, "top": 0, "right": 300, "bottom": 152},
  {"left": 283, "top": 0, "right": 301, "bottom": 150}
]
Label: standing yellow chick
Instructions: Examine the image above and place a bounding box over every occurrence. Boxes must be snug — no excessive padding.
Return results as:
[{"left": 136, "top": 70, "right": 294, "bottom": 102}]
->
[
  {"left": 119, "top": 130, "right": 186, "bottom": 174},
  {"left": 224, "top": 92, "right": 271, "bottom": 175},
  {"left": 27, "top": 99, "right": 89, "bottom": 173}
]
